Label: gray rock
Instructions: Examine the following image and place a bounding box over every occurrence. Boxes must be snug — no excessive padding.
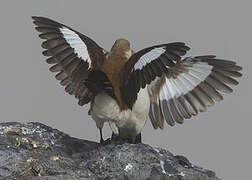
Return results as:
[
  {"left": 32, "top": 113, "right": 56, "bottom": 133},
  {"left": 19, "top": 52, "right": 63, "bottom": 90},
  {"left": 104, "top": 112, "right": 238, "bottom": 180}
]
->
[{"left": 0, "top": 122, "right": 221, "bottom": 180}]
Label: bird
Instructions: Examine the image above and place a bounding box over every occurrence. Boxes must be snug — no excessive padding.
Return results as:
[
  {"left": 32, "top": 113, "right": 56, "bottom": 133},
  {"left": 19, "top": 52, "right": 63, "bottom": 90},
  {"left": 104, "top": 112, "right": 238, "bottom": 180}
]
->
[{"left": 32, "top": 16, "right": 242, "bottom": 144}]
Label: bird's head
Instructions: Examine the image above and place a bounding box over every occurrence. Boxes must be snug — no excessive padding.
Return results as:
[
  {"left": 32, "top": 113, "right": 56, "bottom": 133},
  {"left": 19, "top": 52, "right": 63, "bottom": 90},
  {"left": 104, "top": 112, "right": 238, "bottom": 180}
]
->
[{"left": 111, "top": 38, "right": 133, "bottom": 59}]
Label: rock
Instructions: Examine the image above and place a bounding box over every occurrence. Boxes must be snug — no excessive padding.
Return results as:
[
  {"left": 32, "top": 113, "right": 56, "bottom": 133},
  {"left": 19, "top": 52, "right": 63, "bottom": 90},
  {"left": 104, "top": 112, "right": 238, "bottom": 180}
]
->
[{"left": 0, "top": 122, "right": 220, "bottom": 180}]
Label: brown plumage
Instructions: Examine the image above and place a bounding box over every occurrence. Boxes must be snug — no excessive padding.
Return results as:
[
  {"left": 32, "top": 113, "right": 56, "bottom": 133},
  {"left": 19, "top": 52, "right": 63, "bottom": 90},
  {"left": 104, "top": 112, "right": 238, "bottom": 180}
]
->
[{"left": 102, "top": 39, "right": 132, "bottom": 110}]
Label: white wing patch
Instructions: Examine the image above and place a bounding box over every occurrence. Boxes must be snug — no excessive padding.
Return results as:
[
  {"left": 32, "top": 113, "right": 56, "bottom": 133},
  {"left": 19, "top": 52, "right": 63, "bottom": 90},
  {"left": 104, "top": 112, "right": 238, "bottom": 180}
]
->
[
  {"left": 134, "top": 47, "right": 166, "bottom": 70},
  {"left": 160, "top": 62, "right": 213, "bottom": 101},
  {"left": 60, "top": 27, "right": 91, "bottom": 67}
]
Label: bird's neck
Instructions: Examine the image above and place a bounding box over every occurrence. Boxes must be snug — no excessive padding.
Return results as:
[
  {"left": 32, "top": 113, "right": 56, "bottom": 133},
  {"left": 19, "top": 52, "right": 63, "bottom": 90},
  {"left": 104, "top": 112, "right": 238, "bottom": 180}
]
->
[{"left": 110, "top": 48, "right": 132, "bottom": 61}]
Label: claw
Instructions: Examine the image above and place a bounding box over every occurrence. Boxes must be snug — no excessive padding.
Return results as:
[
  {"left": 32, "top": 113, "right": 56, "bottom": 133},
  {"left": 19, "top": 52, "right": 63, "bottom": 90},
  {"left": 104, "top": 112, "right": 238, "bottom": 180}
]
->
[{"left": 100, "top": 138, "right": 111, "bottom": 145}]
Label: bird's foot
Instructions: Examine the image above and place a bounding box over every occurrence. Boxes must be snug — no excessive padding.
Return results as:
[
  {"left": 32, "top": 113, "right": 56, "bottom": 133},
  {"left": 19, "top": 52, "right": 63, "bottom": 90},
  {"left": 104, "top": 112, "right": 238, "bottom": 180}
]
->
[
  {"left": 110, "top": 133, "right": 142, "bottom": 144},
  {"left": 110, "top": 133, "right": 126, "bottom": 144},
  {"left": 100, "top": 138, "right": 111, "bottom": 146}
]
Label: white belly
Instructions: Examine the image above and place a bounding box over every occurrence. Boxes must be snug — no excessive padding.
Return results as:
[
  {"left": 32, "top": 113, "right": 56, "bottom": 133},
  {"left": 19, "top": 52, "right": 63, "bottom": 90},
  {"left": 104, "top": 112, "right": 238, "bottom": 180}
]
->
[{"left": 90, "top": 88, "right": 150, "bottom": 138}]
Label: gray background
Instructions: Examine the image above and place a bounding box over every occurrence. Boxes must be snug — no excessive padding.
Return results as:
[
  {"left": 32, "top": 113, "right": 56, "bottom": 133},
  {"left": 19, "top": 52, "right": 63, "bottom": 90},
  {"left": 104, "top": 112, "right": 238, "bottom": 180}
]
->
[{"left": 0, "top": 0, "right": 251, "bottom": 179}]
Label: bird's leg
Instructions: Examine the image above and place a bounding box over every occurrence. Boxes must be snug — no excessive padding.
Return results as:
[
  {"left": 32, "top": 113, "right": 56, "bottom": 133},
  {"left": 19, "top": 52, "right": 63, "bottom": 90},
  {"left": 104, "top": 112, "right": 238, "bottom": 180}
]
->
[
  {"left": 111, "top": 132, "right": 124, "bottom": 144},
  {"left": 133, "top": 133, "right": 142, "bottom": 144},
  {"left": 111, "top": 132, "right": 118, "bottom": 142},
  {"left": 111, "top": 133, "right": 142, "bottom": 144},
  {"left": 99, "top": 128, "right": 111, "bottom": 145},
  {"left": 99, "top": 128, "right": 104, "bottom": 144}
]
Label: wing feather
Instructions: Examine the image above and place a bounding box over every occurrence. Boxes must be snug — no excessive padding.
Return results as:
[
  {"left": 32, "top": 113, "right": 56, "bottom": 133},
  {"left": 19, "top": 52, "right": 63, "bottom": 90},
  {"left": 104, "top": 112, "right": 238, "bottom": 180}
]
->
[
  {"left": 121, "top": 42, "right": 242, "bottom": 128},
  {"left": 155, "top": 56, "right": 242, "bottom": 127},
  {"left": 32, "top": 16, "right": 106, "bottom": 105}
]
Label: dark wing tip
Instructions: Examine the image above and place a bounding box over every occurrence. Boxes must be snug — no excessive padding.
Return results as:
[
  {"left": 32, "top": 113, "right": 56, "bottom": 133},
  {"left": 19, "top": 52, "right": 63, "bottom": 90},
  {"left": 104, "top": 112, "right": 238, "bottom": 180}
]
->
[
  {"left": 32, "top": 16, "right": 48, "bottom": 21},
  {"left": 236, "top": 64, "right": 243, "bottom": 71},
  {"left": 32, "top": 16, "right": 46, "bottom": 22},
  {"left": 31, "top": 16, "right": 37, "bottom": 20},
  {"left": 195, "top": 55, "right": 217, "bottom": 59},
  {"left": 169, "top": 42, "right": 186, "bottom": 46},
  {"left": 169, "top": 42, "right": 191, "bottom": 50},
  {"left": 32, "top": 16, "right": 62, "bottom": 28}
]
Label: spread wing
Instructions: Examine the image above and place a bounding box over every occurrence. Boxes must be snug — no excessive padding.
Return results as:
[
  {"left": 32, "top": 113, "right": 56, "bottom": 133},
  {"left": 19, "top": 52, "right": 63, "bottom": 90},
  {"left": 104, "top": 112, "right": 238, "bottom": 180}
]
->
[
  {"left": 122, "top": 43, "right": 242, "bottom": 129},
  {"left": 32, "top": 16, "right": 106, "bottom": 105},
  {"left": 122, "top": 42, "right": 190, "bottom": 108}
]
